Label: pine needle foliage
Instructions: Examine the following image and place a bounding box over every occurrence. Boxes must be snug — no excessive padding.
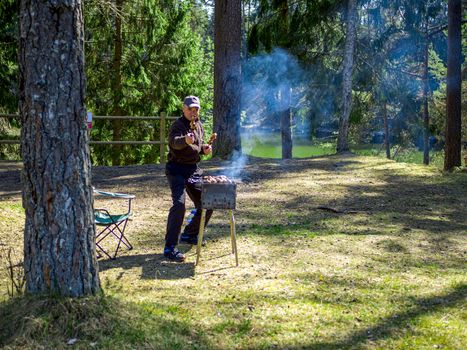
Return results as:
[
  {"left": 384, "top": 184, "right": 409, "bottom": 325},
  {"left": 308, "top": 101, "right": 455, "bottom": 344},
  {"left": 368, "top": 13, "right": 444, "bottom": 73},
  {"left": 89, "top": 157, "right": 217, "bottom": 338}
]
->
[{"left": 85, "top": 0, "right": 213, "bottom": 165}]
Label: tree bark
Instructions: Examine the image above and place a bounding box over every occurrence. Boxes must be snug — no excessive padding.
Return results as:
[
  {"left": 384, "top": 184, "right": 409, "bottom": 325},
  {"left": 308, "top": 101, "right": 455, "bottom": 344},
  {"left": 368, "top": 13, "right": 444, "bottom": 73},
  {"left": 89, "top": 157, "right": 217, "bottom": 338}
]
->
[
  {"left": 111, "top": 0, "right": 123, "bottom": 166},
  {"left": 444, "top": 0, "right": 462, "bottom": 171},
  {"left": 336, "top": 0, "right": 357, "bottom": 153},
  {"left": 422, "top": 37, "right": 430, "bottom": 165},
  {"left": 278, "top": 0, "right": 292, "bottom": 159},
  {"left": 213, "top": 0, "right": 242, "bottom": 159},
  {"left": 19, "top": 0, "right": 100, "bottom": 296},
  {"left": 383, "top": 102, "right": 390, "bottom": 159},
  {"left": 280, "top": 85, "right": 292, "bottom": 159}
]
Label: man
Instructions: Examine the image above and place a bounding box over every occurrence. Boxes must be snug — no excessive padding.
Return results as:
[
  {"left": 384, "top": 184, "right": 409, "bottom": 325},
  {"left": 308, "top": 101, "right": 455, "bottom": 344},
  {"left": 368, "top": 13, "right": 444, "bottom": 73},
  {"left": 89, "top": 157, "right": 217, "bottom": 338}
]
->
[{"left": 164, "top": 95, "right": 213, "bottom": 262}]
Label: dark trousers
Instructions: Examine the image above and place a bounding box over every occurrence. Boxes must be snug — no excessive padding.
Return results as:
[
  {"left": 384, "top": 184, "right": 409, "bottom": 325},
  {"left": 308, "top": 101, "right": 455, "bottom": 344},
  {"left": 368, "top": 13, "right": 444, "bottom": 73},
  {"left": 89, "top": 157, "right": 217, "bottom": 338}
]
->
[{"left": 165, "top": 164, "right": 213, "bottom": 248}]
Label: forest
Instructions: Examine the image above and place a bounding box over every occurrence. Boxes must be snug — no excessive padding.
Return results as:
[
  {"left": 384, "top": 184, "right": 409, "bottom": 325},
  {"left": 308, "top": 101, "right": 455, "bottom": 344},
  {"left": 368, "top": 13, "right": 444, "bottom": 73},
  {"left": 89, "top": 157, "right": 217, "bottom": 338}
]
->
[
  {"left": 0, "top": 0, "right": 466, "bottom": 349},
  {"left": 1, "top": 0, "right": 466, "bottom": 168}
]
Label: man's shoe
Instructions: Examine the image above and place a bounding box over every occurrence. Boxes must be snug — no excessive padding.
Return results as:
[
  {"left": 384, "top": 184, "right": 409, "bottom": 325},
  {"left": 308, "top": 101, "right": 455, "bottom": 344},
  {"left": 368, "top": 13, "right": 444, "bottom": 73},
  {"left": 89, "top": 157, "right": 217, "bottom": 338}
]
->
[
  {"left": 180, "top": 233, "right": 206, "bottom": 246},
  {"left": 164, "top": 247, "right": 186, "bottom": 262}
]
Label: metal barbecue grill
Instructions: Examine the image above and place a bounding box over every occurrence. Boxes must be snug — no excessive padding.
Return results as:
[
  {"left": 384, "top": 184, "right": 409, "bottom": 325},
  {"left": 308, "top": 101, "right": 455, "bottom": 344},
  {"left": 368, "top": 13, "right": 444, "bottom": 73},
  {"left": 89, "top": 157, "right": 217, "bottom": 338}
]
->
[
  {"left": 196, "top": 175, "right": 238, "bottom": 266},
  {"left": 201, "top": 176, "right": 236, "bottom": 209}
]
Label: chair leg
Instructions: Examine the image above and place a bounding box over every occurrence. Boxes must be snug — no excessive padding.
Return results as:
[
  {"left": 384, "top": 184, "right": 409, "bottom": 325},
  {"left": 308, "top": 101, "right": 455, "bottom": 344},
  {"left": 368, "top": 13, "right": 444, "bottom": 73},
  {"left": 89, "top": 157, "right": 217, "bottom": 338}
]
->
[
  {"left": 118, "top": 222, "right": 133, "bottom": 249},
  {"left": 96, "top": 226, "right": 112, "bottom": 243},
  {"left": 230, "top": 210, "right": 239, "bottom": 266},
  {"left": 96, "top": 227, "right": 115, "bottom": 260},
  {"left": 112, "top": 220, "right": 133, "bottom": 259},
  {"left": 96, "top": 241, "right": 113, "bottom": 260},
  {"left": 95, "top": 220, "right": 133, "bottom": 260},
  {"left": 104, "top": 220, "right": 132, "bottom": 249},
  {"left": 195, "top": 209, "right": 207, "bottom": 266}
]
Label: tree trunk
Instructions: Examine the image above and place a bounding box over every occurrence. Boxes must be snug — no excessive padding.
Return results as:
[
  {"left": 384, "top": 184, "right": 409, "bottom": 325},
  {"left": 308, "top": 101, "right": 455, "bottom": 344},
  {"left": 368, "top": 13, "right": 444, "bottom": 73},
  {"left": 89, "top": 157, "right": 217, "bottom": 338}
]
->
[
  {"left": 383, "top": 102, "right": 390, "bottom": 159},
  {"left": 280, "top": 85, "right": 292, "bottom": 159},
  {"left": 213, "top": 0, "right": 242, "bottom": 159},
  {"left": 112, "top": 0, "right": 124, "bottom": 166},
  {"left": 422, "top": 38, "right": 430, "bottom": 165},
  {"left": 336, "top": 0, "right": 357, "bottom": 153},
  {"left": 444, "top": 0, "right": 462, "bottom": 171},
  {"left": 19, "top": 0, "right": 100, "bottom": 296}
]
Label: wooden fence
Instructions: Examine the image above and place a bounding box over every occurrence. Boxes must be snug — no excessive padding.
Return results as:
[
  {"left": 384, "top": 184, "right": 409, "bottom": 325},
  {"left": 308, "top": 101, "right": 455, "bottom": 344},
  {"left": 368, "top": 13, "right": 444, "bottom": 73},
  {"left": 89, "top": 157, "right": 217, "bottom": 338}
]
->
[{"left": 0, "top": 113, "right": 178, "bottom": 163}]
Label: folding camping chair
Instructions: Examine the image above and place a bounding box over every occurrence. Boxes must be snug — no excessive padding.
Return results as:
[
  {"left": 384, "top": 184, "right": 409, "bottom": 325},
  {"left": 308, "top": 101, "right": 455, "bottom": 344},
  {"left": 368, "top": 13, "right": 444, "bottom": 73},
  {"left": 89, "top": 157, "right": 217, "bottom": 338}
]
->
[{"left": 93, "top": 188, "right": 135, "bottom": 259}]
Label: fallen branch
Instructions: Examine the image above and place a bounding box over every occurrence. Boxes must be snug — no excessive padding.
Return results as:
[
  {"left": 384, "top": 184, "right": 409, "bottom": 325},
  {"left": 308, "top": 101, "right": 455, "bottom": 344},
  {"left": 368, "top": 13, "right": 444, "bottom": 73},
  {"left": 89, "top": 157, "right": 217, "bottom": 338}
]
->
[
  {"left": 316, "top": 206, "right": 343, "bottom": 213},
  {"left": 316, "top": 206, "right": 360, "bottom": 214}
]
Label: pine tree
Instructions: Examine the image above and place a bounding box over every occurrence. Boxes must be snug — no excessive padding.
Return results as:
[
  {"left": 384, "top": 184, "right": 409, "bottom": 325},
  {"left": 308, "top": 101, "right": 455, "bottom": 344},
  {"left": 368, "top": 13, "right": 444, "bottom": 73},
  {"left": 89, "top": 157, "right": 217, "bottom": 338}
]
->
[
  {"left": 20, "top": 0, "right": 100, "bottom": 296},
  {"left": 213, "top": 0, "right": 242, "bottom": 159},
  {"left": 444, "top": 0, "right": 462, "bottom": 171}
]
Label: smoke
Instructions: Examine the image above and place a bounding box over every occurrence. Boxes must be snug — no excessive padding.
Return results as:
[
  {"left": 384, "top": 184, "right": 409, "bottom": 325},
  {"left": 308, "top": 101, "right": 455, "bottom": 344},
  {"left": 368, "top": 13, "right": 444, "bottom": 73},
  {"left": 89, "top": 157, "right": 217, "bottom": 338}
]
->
[
  {"left": 241, "top": 49, "right": 311, "bottom": 154},
  {"left": 220, "top": 150, "right": 248, "bottom": 180},
  {"left": 218, "top": 49, "right": 309, "bottom": 179},
  {"left": 241, "top": 48, "right": 307, "bottom": 130}
]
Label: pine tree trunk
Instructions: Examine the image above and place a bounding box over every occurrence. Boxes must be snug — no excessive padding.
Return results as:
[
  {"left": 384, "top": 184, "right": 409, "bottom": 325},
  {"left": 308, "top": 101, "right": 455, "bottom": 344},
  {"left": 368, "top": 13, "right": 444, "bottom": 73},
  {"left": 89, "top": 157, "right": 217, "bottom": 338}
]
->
[
  {"left": 423, "top": 38, "right": 430, "bottom": 165},
  {"left": 280, "top": 85, "right": 292, "bottom": 159},
  {"left": 213, "top": 0, "right": 242, "bottom": 159},
  {"left": 112, "top": 0, "right": 124, "bottom": 166},
  {"left": 444, "top": 0, "right": 462, "bottom": 171},
  {"left": 383, "top": 102, "right": 390, "bottom": 159},
  {"left": 19, "top": 0, "right": 100, "bottom": 296},
  {"left": 336, "top": 0, "right": 357, "bottom": 153}
]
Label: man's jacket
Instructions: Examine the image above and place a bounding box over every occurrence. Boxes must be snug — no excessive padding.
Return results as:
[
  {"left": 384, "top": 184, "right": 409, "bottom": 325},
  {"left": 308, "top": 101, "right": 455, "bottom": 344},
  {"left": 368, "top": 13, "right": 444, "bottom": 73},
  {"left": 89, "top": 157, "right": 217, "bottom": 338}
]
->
[{"left": 167, "top": 116, "right": 205, "bottom": 165}]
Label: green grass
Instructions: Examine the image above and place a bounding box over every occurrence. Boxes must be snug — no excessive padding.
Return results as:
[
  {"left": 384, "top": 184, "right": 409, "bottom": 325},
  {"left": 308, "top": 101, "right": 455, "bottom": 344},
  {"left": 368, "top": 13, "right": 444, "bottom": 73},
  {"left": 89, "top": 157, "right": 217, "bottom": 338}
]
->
[
  {"left": 0, "top": 155, "right": 466, "bottom": 349},
  {"left": 242, "top": 134, "right": 335, "bottom": 158},
  {"left": 241, "top": 133, "right": 467, "bottom": 170},
  {"left": 0, "top": 295, "right": 212, "bottom": 349},
  {"left": 352, "top": 145, "right": 448, "bottom": 168}
]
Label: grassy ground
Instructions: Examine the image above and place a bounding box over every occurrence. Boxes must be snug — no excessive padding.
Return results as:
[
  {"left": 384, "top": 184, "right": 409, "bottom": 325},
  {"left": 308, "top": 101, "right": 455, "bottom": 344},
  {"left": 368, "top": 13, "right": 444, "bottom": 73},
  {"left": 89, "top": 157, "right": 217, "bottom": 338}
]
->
[
  {"left": 0, "top": 155, "right": 466, "bottom": 349},
  {"left": 352, "top": 145, "right": 447, "bottom": 169},
  {"left": 242, "top": 135, "right": 336, "bottom": 159},
  {"left": 241, "top": 133, "right": 464, "bottom": 169}
]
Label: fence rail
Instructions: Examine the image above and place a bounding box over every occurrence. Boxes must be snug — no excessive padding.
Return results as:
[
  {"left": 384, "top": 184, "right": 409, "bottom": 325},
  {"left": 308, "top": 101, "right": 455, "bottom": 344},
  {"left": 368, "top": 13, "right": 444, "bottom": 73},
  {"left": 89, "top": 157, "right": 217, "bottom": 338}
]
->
[{"left": 0, "top": 113, "right": 178, "bottom": 163}]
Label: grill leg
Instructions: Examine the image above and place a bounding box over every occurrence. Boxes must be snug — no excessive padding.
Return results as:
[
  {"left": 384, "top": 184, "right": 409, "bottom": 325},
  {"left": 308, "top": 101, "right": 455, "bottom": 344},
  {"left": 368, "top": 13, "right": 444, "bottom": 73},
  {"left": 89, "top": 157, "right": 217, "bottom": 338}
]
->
[
  {"left": 230, "top": 210, "right": 239, "bottom": 266},
  {"left": 195, "top": 209, "right": 207, "bottom": 266}
]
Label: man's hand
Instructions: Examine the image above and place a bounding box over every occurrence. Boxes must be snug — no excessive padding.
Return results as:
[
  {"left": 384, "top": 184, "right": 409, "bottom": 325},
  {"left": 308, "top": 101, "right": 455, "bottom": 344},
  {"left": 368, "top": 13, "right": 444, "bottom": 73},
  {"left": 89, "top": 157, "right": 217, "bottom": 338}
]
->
[
  {"left": 202, "top": 144, "right": 212, "bottom": 155},
  {"left": 185, "top": 132, "right": 195, "bottom": 145}
]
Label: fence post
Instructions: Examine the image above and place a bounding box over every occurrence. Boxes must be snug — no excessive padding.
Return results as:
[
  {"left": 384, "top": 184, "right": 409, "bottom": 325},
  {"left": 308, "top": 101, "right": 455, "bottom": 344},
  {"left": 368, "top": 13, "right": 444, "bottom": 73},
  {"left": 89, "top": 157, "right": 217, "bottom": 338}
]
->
[{"left": 159, "top": 111, "right": 166, "bottom": 164}]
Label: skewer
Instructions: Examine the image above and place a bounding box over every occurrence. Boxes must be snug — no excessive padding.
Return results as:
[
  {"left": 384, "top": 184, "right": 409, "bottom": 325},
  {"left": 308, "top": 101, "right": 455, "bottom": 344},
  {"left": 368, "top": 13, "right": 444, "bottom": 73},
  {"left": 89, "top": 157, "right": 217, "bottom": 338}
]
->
[
  {"left": 190, "top": 117, "right": 198, "bottom": 130},
  {"left": 208, "top": 133, "right": 217, "bottom": 145}
]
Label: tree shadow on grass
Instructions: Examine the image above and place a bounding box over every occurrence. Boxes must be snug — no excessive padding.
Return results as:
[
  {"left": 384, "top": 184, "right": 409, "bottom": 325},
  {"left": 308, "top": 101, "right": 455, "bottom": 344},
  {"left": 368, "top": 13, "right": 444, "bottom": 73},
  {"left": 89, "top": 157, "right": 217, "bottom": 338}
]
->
[
  {"left": 90, "top": 155, "right": 360, "bottom": 191},
  {"left": 0, "top": 293, "right": 213, "bottom": 349},
  {"left": 241, "top": 219, "right": 466, "bottom": 272},
  {"left": 98, "top": 253, "right": 195, "bottom": 280},
  {"left": 297, "top": 283, "right": 466, "bottom": 350},
  {"left": 243, "top": 160, "right": 466, "bottom": 238}
]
